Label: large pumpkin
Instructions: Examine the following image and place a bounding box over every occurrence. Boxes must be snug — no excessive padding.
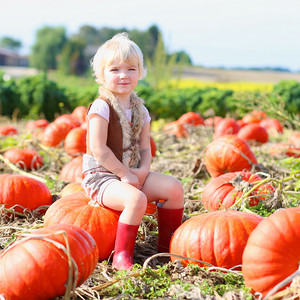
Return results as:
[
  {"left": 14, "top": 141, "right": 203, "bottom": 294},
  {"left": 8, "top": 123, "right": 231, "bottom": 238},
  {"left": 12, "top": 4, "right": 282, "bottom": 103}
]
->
[
  {"left": 170, "top": 210, "right": 263, "bottom": 269},
  {"left": 242, "top": 207, "right": 300, "bottom": 298},
  {"left": 4, "top": 148, "right": 43, "bottom": 170},
  {"left": 44, "top": 191, "right": 121, "bottom": 261},
  {"left": 204, "top": 135, "right": 258, "bottom": 177},
  {"left": 0, "top": 174, "right": 52, "bottom": 213},
  {"left": 59, "top": 156, "right": 84, "bottom": 183},
  {"left": 202, "top": 172, "right": 275, "bottom": 211},
  {"left": 0, "top": 224, "right": 98, "bottom": 300}
]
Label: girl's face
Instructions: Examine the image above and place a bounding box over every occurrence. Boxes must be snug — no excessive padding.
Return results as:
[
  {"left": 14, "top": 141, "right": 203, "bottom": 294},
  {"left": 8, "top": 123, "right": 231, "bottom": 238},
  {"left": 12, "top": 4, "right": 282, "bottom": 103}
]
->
[{"left": 103, "top": 60, "right": 139, "bottom": 101}]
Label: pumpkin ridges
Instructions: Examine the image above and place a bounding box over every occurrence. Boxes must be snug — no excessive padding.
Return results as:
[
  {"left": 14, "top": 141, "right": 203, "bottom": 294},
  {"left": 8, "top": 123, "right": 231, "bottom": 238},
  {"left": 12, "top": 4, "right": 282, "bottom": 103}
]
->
[
  {"left": 44, "top": 191, "right": 121, "bottom": 261},
  {"left": 0, "top": 224, "right": 98, "bottom": 299},
  {"left": 242, "top": 207, "right": 300, "bottom": 296},
  {"left": 170, "top": 211, "right": 263, "bottom": 269}
]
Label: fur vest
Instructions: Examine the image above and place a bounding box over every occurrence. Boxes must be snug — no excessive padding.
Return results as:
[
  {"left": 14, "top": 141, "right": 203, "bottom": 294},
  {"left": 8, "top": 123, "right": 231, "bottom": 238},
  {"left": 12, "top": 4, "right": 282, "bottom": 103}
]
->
[{"left": 87, "top": 86, "right": 145, "bottom": 168}]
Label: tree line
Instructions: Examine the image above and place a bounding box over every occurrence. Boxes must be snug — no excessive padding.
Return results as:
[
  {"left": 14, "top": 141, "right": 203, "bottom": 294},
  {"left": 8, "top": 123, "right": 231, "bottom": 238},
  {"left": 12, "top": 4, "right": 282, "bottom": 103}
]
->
[{"left": 0, "top": 24, "right": 192, "bottom": 76}]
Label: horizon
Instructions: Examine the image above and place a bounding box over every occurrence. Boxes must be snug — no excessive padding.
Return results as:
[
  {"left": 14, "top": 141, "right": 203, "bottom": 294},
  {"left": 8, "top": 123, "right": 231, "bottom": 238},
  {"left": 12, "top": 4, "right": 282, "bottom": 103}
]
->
[{"left": 1, "top": 0, "right": 300, "bottom": 72}]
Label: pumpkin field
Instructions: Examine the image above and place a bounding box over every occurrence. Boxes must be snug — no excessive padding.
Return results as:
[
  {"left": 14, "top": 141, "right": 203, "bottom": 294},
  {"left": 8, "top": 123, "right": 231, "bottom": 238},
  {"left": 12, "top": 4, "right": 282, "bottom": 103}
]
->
[{"left": 0, "top": 100, "right": 300, "bottom": 299}]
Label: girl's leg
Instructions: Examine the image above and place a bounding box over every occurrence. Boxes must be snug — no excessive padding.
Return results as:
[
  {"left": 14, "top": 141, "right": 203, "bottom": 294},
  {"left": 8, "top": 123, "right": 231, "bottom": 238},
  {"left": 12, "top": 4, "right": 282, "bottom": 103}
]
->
[
  {"left": 102, "top": 180, "right": 147, "bottom": 225},
  {"left": 101, "top": 181, "right": 147, "bottom": 269},
  {"left": 141, "top": 171, "right": 184, "bottom": 208},
  {"left": 141, "top": 172, "right": 184, "bottom": 252}
]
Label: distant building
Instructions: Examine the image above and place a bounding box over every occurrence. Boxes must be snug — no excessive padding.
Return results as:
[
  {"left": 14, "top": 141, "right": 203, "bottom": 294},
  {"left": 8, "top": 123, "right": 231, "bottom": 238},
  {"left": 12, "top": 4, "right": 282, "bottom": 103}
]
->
[{"left": 0, "top": 48, "right": 28, "bottom": 66}]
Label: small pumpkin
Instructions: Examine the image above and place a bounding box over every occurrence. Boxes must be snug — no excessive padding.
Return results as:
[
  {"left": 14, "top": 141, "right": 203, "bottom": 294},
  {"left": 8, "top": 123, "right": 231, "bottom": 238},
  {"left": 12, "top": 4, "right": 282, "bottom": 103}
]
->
[
  {"left": 237, "top": 123, "right": 268, "bottom": 144},
  {"left": 61, "top": 182, "right": 84, "bottom": 197},
  {"left": 204, "top": 116, "right": 223, "bottom": 127},
  {"left": 242, "top": 207, "right": 300, "bottom": 298},
  {"left": 44, "top": 191, "right": 121, "bottom": 261},
  {"left": 64, "top": 127, "right": 87, "bottom": 157},
  {"left": 0, "top": 125, "right": 18, "bottom": 136},
  {"left": 4, "top": 148, "right": 43, "bottom": 170},
  {"left": 213, "top": 118, "right": 241, "bottom": 139},
  {"left": 54, "top": 114, "right": 81, "bottom": 129},
  {"left": 0, "top": 174, "right": 52, "bottom": 213},
  {"left": 59, "top": 156, "right": 84, "bottom": 183},
  {"left": 163, "top": 121, "right": 188, "bottom": 138},
  {"left": 201, "top": 171, "right": 275, "bottom": 211},
  {"left": 150, "top": 135, "right": 157, "bottom": 157},
  {"left": 177, "top": 112, "right": 205, "bottom": 126},
  {"left": 71, "top": 106, "right": 88, "bottom": 124},
  {"left": 0, "top": 224, "right": 98, "bottom": 300},
  {"left": 260, "top": 118, "right": 283, "bottom": 134},
  {"left": 170, "top": 210, "right": 263, "bottom": 269},
  {"left": 25, "top": 119, "right": 49, "bottom": 131},
  {"left": 204, "top": 135, "right": 258, "bottom": 178}
]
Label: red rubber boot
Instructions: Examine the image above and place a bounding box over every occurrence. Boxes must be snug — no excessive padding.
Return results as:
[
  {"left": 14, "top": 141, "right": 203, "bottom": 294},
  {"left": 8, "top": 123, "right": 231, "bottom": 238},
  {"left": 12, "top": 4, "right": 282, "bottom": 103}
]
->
[
  {"left": 112, "top": 222, "right": 139, "bottom": 270},
  {"left": 157, "top": 205, "right": 184, "bottom": 252}
]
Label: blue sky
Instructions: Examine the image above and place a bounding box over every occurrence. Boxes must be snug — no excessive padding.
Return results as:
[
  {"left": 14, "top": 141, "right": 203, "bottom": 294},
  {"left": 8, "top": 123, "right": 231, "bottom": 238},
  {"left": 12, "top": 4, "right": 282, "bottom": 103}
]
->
[{"left": 1, "top": 0, "right": 300, "bottom": 71}]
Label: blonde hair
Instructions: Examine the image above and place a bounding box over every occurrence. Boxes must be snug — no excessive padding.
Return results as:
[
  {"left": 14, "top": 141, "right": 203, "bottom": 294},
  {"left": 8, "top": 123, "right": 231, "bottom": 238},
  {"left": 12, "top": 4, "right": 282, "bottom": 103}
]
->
[{"left": 91, "top": 32, "right": 146, "bottom": 84}]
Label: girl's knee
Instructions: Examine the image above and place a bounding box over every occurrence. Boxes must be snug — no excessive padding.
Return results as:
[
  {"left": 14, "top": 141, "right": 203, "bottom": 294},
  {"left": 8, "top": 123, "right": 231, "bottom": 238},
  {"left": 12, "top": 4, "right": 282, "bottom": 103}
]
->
[{"left": 127, "top": 191, "right": 147, "bottom": 211}]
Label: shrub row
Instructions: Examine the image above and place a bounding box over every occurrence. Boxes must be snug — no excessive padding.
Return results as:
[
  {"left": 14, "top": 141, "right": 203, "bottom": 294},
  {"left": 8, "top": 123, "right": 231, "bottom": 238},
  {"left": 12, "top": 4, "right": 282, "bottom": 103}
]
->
[{"left": 0, "top": 72, "right": 299, "bottom": 121}]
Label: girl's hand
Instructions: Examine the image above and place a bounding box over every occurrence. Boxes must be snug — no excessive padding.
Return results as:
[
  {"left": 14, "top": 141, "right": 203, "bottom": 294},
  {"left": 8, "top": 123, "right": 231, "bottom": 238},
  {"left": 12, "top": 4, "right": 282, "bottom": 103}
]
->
[
  {"left": 130, "top": 168, "right": 149, "bottom": 188},
  {"left": 120, "top": 171, "right": 141, "bottom": 189}
]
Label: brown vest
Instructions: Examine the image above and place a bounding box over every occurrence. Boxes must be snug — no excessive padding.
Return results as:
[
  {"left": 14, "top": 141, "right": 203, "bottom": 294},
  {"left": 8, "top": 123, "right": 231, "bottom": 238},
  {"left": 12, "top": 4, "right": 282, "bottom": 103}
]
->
[{"left": 86, "top": 97, "right": 125, "bottom": 162}]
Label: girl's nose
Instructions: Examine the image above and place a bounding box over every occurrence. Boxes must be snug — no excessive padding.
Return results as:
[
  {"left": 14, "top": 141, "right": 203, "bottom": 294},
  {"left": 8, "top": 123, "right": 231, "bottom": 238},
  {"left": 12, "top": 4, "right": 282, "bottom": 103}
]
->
[{"left": 119, "top": 71, "right": 128, "bottom": 78}]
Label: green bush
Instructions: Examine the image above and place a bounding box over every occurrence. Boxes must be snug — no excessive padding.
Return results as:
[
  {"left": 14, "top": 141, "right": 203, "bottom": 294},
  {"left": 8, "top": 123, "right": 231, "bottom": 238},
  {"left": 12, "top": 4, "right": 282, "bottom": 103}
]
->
[
  {"left": 17, "top": 74, "right": 69, "bottom": 120},
  {"left": 0, "top": 76, "right": 22, "bottom": 117},
  {"left": 273, "top": 80, "right": 300, "bottom": 114}
]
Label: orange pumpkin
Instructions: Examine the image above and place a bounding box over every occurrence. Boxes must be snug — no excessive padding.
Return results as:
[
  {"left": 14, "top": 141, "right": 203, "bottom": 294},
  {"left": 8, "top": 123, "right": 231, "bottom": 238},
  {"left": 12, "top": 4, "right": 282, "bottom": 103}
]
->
[
  {"left": 61, "top": 182, "right": 84, "bottom": 197},
  {"left": 0, "top": 224, "right": 98, "bottom": 299},
  {"left": 213, "top": 118, "right": 241, "bottom": 139},
  {"left": 163, "top": 121, "right": 188, "bottom": 138},
  {"left": 150, "top": 135, "right": 157, "bottom": 157},
  {"left": 242, "top": 207, "right": 300, "bottom": 297},
  {"left": 170, "top": 210, "right": 263, "bottom": 269},
  {"left": 260, "top": 118, "right": 283, "bottom": 134},
  {"left": 25, "top": 119, "right": 49, "bottom": 131},
  {"left": 44, "top": 191, "right": 121, "bottom": 261},
  {"left": 41, "top": 121, "right": 73, "bottom": 147},
  {"left": 204, "top": 116, "right": 223, "bottom": 127},
  {"left": 204, "top": 135, "right": 258, "bottom": 178},
  {"left": 59, "top": 156, "right": 84, "bottom": 183},
  {"left": 0, "top": 125, "right": 18, "bottom": 136},
  {"left": 201, "top": 171, "right": 275, "bottom": 211},
  {"left": 237, "top": 123, "right": 268, "bottom": 144},
  {"left": 54, "top": 114, "right": 81, "bottom": 129},
  {"left": 71, "top": 106, "right": 87, "bottom": 124},
  {"left": 64, "top": 127, "right": 87, "bottom": 157},
  {"left": 4, "top": 148, "right": 43, "bottom": 170},
  {"left": 0, "top": 174, "right": 52, "bottom": 213},
  {"left": 177, "top": 112, "right": 205, "bottom": 126}
]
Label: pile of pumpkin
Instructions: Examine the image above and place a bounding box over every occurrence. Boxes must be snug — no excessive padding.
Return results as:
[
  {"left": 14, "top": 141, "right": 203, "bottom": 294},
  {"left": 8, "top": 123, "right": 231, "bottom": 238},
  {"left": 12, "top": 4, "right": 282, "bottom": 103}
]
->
[{"left": 0, "top": 107, "right": 299, "bottom": 299}]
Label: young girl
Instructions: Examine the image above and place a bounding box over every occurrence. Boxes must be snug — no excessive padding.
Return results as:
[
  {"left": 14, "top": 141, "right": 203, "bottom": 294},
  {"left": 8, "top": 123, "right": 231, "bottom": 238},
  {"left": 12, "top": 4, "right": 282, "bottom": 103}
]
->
[{"left": 82, "top": 32, "right": 184, "bottom": 270}]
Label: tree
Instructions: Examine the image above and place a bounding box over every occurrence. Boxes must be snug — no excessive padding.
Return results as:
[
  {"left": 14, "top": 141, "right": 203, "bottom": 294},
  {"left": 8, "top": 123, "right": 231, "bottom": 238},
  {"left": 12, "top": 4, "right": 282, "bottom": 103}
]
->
[
  {"left": 30, "top": 26, "right": 67, "bottom": 72},
  {"left": 58, "top": 36, "right": 86, "bottom": 75},
  {"left": 0, "top": 36, "right": 22, "bottom": 53}
]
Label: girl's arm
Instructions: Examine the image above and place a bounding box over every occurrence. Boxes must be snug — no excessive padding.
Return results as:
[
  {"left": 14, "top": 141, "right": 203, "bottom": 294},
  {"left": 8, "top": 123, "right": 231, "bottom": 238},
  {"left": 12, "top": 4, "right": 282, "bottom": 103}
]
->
[
  {"left": 130, "top": 122, "right": 152, "bottom": 186},
  {"left": 88, "top": 115, "right": 140, "bottom": 187}
]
